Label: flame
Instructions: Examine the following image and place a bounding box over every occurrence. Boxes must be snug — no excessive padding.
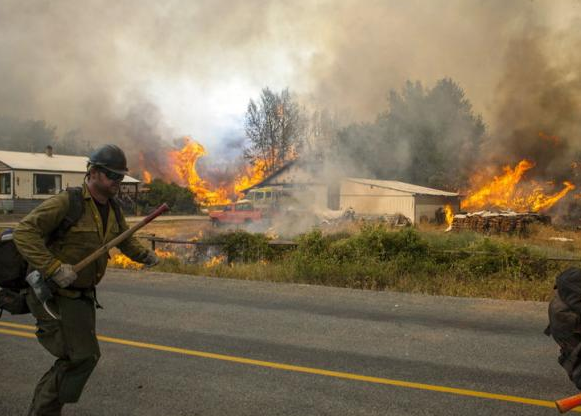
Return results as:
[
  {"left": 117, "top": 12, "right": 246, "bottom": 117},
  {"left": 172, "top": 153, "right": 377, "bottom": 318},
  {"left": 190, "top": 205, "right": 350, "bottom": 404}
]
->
[
  {"left": 143, "top": 170, "right": 152, "bottom": 184},
  {"left": 461, "top": 159, "right": 575, "bottom": 212},
  {"left": 168, "top": 138, "right": 230, "bottom": 205},
  {"left": 204, "top": 255, "right": 226, "bottom": 268},
  {"left": 189, "top": 230, "right": 204, "bottom": 242},
  {"left": 155, "top": 249, "right": 177, "bottom": 259},
  {"left": 527, "top": 181, "right": 576, "bottom": 211},
  {"left": 109, "top": 253, "right": 143, "bottom": 269},
  {"left": 138, "top": 137, "right": 270, "bottom": 205},
  {"left": 166, "top": 137, "right": 267, "bottom": 205},
  {"left": 444, "top": 205, "right": 454, "bottom": 226},
  {"left": 234, "top": 159, "right": 267, "bottom": 196},
  {"left": 109, "top": 249, "right": 177, "bottom": 269}
]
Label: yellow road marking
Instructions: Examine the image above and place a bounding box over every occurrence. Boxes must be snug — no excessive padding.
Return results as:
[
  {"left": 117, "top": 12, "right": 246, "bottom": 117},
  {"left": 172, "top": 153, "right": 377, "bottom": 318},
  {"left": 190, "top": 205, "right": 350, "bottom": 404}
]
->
[
  {"left": 0, "top": 321, "right": 571, "bottom": 411},
  {"left": 0, "top": 321, "right": 35, "bottom": 331}
]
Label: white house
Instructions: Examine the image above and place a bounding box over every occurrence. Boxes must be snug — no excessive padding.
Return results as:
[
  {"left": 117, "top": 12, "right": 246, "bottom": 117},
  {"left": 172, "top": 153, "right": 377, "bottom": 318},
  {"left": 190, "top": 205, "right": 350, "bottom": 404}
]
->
[{"left": 0, "top": 147, "right": 140, "bottom": 214}]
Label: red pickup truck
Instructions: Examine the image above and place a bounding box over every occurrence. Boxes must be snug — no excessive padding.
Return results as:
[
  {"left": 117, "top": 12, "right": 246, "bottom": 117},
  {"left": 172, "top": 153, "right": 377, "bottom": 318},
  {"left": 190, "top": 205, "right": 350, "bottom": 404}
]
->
[{"left": 209, "top": 200, "right": 264, "bottom": 226}]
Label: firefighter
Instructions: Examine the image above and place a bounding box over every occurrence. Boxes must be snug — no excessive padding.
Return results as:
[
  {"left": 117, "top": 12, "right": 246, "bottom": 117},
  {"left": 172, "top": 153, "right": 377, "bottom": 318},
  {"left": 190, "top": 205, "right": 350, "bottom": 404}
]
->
[{"left": 14, "top": 144, "right": 158, "bottom": 416}]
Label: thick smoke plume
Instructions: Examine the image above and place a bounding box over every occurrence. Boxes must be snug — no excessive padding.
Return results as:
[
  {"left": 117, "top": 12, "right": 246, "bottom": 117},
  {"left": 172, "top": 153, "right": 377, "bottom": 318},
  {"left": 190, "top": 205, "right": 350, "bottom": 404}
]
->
[
  {"left": 485, "top": 24, "right": 581, "bottom": 183},
  {"left": 1, "top": 0, "right": 581, "bottom": 189}
]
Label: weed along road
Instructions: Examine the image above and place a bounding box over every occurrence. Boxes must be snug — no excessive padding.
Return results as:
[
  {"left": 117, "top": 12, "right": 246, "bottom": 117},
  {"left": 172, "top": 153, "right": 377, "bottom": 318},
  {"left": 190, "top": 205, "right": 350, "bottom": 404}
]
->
[{"left": 0, "top": 270, "right": 575, "bottom": 415}]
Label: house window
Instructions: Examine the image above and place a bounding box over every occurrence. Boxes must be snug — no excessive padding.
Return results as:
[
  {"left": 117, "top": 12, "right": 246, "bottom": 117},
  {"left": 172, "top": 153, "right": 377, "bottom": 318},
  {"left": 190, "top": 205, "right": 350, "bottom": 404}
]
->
[
  {"left": 33, "top": 174, "right": 62, "bottom": 195},
  {"left": 0, "top": 172, "right": 10, "bottom": 194}
]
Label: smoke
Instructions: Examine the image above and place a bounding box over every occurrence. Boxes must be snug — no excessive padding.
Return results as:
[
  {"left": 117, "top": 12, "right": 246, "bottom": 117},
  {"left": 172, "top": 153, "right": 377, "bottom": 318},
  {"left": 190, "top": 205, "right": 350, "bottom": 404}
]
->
[
  {"left": 486, "top": 21, "right": 581, "bottom": 182},
  {"left": 1, "top": 0, "right": 581, "bottom": 182}
]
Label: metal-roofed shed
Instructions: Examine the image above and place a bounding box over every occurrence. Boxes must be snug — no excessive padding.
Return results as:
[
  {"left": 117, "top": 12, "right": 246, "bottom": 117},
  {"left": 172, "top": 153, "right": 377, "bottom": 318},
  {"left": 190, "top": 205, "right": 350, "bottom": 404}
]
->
[{"left": 340, "top": 178, "right": 460, "bottom": 224}]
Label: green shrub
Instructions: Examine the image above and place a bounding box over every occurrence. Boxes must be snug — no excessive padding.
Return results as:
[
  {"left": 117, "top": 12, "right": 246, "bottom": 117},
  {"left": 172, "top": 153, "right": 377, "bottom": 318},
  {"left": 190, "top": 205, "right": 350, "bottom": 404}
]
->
[
  {"left": 203, "top": 230, "right": 273, "bottom": 262},
  {"left": 148, "top": 226, "right": 565, "bottom": 301},
  {"left": 295, "top": 229, "right": 331, "bottom": 259}
]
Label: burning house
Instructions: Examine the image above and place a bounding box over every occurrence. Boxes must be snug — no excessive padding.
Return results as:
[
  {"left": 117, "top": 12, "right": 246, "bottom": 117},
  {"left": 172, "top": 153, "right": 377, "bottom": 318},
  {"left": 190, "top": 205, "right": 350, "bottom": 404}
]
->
[
  {"left": 243, "top": 159, "right": 331, "bottom": 212},
  {"left": 0, "top": 147, "right": 140, "bottom": 214}
]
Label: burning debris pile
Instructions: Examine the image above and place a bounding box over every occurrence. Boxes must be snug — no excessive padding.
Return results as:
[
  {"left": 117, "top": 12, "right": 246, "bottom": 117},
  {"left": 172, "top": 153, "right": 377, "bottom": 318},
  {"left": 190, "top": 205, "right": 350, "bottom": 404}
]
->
[
  {"left": 449, "top": 211, "right": 551, "bottom": 235},
  {"left": 445, "top": 158, "right": 577, "bottom": 234},
  {"left": 460, "top": 160, "right": 575, "bottom": 213}
]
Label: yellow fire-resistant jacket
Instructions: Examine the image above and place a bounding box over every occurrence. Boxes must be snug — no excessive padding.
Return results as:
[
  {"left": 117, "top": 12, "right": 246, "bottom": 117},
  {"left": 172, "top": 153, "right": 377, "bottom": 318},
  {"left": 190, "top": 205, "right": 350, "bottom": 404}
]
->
[{"left": 14, "top": 184, "right": 148, "bottom": 288}]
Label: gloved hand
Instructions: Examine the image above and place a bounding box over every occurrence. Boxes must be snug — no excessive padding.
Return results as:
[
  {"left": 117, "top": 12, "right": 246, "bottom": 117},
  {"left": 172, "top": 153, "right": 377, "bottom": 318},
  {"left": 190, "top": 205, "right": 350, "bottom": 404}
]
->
[
  {"left": 52, "top": 264, "right": 77, "bottom": 288},
  {"left": 141, "top": 251, "right": 159, "bottom": 268}
]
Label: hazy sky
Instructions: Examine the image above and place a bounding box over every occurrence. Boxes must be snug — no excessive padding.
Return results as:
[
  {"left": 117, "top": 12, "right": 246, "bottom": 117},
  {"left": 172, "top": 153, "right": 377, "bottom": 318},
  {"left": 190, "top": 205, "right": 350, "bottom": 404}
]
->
[{"left": 1, "top": 0, "right": 580, "bottom": 155}]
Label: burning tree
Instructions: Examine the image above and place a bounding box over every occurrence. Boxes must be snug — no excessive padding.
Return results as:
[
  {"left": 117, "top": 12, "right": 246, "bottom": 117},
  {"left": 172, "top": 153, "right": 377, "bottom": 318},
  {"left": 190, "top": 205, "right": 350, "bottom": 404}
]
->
[{"left": 244, "top": 87, "right": 305, "bottom": 175}]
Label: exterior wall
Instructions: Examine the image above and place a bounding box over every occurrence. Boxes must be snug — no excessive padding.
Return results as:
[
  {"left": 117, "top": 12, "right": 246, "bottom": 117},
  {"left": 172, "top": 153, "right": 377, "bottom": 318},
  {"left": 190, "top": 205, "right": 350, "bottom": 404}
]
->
[
  {"left": 340, "top": 180, "right": 415, "bottom": 221},
  {"left": 13, "top": 199, "right": 45, "bottom": 214},
  {"left": 0, "top": 169, "right": 141, "bottom": 214},
  {"left": 414, "top": 195, "right": 461, "bottom": 223},
  {"left": 13, "top": 171, "right": 86, "bottom": 199}
]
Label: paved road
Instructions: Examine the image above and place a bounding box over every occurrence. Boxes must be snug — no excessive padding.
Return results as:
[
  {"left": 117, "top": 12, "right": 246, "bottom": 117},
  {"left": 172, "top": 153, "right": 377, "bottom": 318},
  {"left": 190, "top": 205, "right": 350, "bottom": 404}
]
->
[{"left": 0, "top": 270, "right": 575, "bottom": 415}]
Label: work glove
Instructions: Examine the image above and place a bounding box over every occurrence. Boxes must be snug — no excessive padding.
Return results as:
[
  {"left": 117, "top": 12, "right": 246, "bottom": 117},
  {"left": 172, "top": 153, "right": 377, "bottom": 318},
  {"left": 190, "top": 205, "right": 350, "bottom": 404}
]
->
[
  {"left": 141, "top": 251, "right": 159, "bottom": 268},
  {"left": 52, "top": 264, "right": 77, "bottom": 288}
]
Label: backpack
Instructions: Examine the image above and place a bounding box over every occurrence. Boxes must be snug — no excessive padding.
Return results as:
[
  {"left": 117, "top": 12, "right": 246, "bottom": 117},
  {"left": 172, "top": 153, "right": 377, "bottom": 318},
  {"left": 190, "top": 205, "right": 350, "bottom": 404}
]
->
[
  {"left": 0, "top": 187, "right": 122, "bottom": 317},
  {"left": 545, "top": 267, "right": 581, "bottom": 388}
]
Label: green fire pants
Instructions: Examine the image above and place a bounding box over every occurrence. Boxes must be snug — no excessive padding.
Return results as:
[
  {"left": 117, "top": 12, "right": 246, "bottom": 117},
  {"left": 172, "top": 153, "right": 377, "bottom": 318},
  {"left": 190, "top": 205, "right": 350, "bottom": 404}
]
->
[{"left": 25, "top": 289, "right": 100, "bottom": 416}]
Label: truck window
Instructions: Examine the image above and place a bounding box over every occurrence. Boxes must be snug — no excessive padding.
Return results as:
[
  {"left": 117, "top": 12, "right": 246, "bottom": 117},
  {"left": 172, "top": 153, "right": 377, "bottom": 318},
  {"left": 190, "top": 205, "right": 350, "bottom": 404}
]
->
[
  {"left": 255, "top": 192, "right": 264, "bottom": 200},
  {"left": 265, "top": 191, "right": 272, "bottom": 199},
  {"left": 236, "top": 203, "right": 252, "bottom": 211},
  {"left": 224, "top": 205, "right": 232, "bottom": 211}
]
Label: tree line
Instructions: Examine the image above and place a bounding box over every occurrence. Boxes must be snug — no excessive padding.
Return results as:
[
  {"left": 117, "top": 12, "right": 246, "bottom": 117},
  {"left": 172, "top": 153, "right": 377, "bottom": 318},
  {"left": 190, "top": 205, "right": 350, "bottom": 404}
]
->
[
  {"left": 0, "top": 116, "right": 94, "bottom": 156},
  {"left": 243, "top": 79, "right": 486, "bottom": 191},
  {"left": 0, "top": 77, "right": 486, "bottom": 209}
]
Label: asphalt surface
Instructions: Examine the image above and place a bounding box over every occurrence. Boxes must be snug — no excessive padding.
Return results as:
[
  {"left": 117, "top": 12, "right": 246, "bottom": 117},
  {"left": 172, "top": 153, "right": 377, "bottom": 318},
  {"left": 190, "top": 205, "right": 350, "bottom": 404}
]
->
[{"left": 0, "top": 270, "right": 576, "bottom": 415}]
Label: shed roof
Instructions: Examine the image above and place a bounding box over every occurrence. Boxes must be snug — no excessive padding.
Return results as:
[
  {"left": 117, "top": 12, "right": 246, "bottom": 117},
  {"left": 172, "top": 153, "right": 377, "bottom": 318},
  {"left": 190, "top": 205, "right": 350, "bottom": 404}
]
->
[
  {"left": 344, "top": 178, "right": 458, "bottom": 197},
  {"left": 0, "top": 149, "right": 140, "bottom": 183}
]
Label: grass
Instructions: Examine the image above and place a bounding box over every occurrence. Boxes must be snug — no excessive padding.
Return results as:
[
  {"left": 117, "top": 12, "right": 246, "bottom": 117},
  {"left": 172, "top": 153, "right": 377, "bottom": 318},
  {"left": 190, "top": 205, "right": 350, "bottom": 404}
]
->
[{"left": 111, "top": 224, "right": 581, "bottom": 302}]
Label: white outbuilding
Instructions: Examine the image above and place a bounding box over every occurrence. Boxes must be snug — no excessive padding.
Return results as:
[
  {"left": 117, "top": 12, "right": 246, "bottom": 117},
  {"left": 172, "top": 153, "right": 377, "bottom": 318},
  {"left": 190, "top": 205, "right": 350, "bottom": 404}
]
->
[
  {"left": 340, "top": 178, "right": 460, "bottom": 224},
  {"left": 0, "top": 147, "right": 140, "bottom": 214},
  {"left": 244, "top": 158, "right": 461, "bottom": 224}
]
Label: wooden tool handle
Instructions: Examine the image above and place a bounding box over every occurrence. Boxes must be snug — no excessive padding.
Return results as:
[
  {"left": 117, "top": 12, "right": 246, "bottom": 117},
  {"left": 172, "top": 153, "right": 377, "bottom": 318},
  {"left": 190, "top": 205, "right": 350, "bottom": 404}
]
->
[
  {"left": 556, "top": 393, "right": 581, "bottom": 413},
  {"left": 72, "top": 203, "right": 170, "bottom": 273}
]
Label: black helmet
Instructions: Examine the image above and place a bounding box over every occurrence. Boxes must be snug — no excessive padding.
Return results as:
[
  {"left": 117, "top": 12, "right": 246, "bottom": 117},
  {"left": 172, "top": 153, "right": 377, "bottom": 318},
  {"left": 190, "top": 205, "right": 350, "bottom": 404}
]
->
[{"left": 88, "top": 144, "right": 128, "bottom": 175}]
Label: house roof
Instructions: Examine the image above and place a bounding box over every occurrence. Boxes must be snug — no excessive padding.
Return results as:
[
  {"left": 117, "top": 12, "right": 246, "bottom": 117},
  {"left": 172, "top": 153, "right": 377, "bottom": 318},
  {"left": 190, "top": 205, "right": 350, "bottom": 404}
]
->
[
  {"left": 242, "top": 160, "right": 298, "bottom": 192},
  {"left": 0, "top": 149, "right": 140, "bottom": 183},
  {"left": 344, "top": 177, "right": 458, "bottom": 197}
]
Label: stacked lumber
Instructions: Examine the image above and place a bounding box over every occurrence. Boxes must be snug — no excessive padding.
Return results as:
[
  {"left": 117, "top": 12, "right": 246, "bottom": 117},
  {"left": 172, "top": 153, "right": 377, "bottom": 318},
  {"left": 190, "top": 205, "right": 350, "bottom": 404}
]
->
[{"left": 450, "top": 211, "right": 551, "bottom": 234}]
